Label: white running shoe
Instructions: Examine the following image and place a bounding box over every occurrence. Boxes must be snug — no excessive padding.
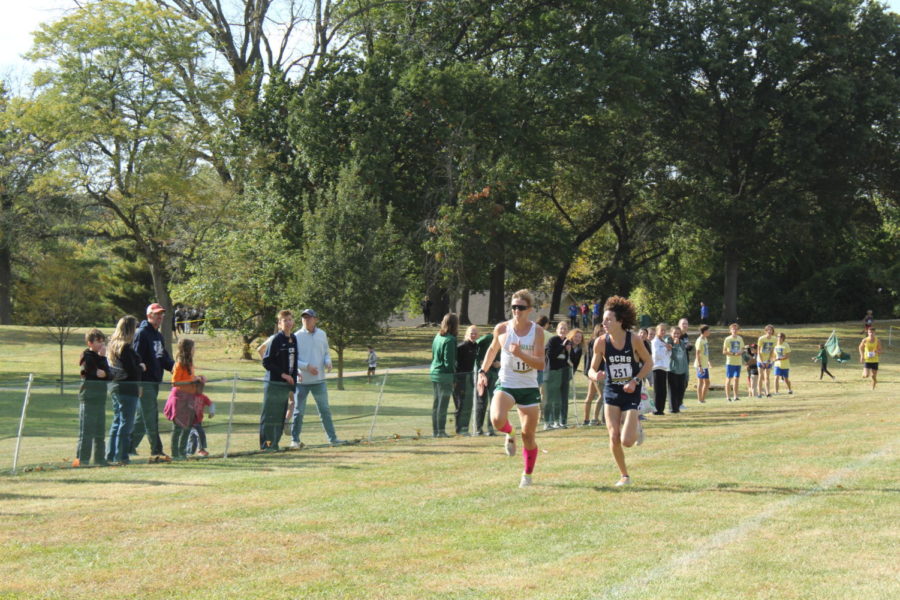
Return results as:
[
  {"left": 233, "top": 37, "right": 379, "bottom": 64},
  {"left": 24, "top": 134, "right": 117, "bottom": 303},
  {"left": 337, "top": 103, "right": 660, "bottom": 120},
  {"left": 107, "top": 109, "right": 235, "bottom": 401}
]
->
[
  {"left": 289, "top": 441, "right": 302, "bottom": 450},
  {"left": 519, "top": 474, "right": 532, "bottom": 488},
  {"left": 615, "top": 475, "right": 631, "bottom": 487},
  {"left": 636, "top": 423, "right": 645, "bottom": 446},
  {"left": 504, "top": 435, "right": 516, "bottom": 457}
]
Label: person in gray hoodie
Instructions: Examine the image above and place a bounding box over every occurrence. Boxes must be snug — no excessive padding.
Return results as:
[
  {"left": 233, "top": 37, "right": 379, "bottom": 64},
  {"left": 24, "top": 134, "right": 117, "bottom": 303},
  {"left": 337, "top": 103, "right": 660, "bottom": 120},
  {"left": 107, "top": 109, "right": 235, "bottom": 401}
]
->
[{"left": 289, "top": 309, "right": 345, "bottom": 447}]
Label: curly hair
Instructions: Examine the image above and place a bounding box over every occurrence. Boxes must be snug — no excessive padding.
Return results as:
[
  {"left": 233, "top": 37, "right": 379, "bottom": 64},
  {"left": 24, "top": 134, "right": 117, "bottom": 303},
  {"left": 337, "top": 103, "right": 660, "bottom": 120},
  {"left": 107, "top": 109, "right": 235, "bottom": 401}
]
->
[{"left": 603, "top": 295, "right": 637, "bottom": 331}]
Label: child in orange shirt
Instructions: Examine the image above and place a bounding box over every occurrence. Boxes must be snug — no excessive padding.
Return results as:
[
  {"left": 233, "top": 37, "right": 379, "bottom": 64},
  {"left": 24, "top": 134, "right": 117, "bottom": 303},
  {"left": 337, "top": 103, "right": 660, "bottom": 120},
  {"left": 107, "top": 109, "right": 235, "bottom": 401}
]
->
[{"left": 164, "top": 339, "right": 206, "bottom": 459}]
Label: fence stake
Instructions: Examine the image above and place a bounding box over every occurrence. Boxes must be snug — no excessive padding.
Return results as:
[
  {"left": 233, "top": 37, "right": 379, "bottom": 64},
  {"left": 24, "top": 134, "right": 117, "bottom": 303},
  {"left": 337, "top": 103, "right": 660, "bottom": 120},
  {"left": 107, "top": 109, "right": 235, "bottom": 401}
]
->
[
  {"left": 12, "top": 374, "right": 35, "bottom": 474},
  {"left": 368, "top": 370, "right": 388, "bottom": 442},
  {"left": 224, "top": 373, "right": 237, "bottom": 458}
]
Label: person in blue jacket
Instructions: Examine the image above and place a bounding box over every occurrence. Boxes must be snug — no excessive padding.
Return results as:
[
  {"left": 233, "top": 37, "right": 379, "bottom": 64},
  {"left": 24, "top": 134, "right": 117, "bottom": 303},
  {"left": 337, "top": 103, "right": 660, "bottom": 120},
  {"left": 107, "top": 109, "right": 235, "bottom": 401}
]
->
[{"left": 130, "top": 303, "right": 175, "bottom": 463}]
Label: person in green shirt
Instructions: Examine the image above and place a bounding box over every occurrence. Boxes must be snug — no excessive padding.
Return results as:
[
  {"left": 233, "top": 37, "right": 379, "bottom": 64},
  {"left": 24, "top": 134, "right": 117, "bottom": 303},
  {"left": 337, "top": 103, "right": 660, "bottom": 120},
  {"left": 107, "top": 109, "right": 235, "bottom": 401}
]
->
[
  {"left": 430, "top": 313, "right": 458, "bottom": 437},
  {"left": 668, "top": 326, "right": 689, "bottom": 412},
  {"left": 813, "top": 344, "right": 835, "bottom": 381}
]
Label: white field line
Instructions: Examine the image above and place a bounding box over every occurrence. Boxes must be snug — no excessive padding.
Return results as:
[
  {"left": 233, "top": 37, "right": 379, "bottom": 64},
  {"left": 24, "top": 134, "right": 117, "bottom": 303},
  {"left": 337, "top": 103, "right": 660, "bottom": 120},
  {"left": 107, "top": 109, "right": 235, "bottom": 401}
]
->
[{"left": 596, "top": 441, "right": 897, "bottom": 600}]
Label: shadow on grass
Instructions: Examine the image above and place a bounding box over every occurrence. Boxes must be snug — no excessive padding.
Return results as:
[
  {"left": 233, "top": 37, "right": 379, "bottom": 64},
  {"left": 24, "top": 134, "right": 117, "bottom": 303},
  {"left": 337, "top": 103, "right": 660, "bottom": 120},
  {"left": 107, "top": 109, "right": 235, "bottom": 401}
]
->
[
  {"left": 545, "top": 480, "right": 896, "bottom": 495},
  {"left": 0, "top": 492, "right": 56, "bottom": 500}
]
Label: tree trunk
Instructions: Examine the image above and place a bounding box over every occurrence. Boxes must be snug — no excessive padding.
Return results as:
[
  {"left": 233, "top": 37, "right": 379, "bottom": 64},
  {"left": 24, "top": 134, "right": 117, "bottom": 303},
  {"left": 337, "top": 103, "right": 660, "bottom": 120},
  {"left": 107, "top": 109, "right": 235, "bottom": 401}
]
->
[
  {"left": 459, "top": 288, "right": 471, "bottom": 325},
  {"left": 241, "top": 334, "right": 254, "bottom": 361},
  {"left": 147, "top": 260, "right": 174, "bottom": 352},
  {"left": 722, "top": 251, "right": 739, "bottom": 325},
  {"left": 0, "top": 243, "right": 11, "bottom": 324},
  {"left": 59, "top": 338, "right": 64, "bottom": 395},
  {"left": 487, "top": 263, "right": 506, "bottom": 324},
  {"left": 550, "top": 261, "right": 572, "bottom": 320},
  {"left": 337, "top": 345, "right": 345, "bottom": 391}
]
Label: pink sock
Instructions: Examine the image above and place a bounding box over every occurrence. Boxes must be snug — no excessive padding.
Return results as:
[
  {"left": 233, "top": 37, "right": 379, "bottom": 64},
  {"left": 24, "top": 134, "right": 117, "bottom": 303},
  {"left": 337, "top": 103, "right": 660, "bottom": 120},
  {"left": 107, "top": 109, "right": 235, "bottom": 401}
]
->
[
  {"left": 499, "top": 422, "right": 513, "bottom": 434},
  {"left": 523, "top": 447, "right": 538, "bottom": 474}
]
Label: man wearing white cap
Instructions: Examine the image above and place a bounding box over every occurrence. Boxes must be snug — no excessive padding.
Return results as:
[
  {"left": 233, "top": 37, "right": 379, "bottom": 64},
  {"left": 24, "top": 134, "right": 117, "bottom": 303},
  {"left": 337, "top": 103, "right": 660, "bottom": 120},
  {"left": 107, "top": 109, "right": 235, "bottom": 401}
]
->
[
  {"left": 131, "top": 302, "right": 175, "bottom": 462},
  {"left": 290, "top": 309, "right": 345, "bottom": 447}
]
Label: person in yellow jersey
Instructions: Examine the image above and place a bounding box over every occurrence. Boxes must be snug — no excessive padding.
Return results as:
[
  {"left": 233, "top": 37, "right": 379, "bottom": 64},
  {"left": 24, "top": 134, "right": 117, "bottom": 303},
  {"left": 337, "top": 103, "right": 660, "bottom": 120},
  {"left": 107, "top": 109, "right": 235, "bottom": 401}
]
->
[
  {"left": 694, "top": 324, "right": 712, "bottom": 404},
  {"left": 858, "top": 327, "right": 883, "bottom": 390},
  {"left": 756, "top": 324, "right": 777, "bottom": 398},
  {"left": 722, "top": 323, "right": 744, "bottom": 402},
  {"left": 773, "top": 332, "right": 793, "bottom": 395}
]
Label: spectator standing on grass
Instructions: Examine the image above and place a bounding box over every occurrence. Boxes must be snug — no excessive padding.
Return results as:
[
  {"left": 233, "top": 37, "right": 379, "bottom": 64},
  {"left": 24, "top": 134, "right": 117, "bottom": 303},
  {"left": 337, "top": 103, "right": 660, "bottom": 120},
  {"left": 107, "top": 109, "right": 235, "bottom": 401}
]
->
[
  {"left": 130, "top": 303, "right": 174, "bottom": 463},
  {"left": 651, "top": 323, "right": 671, "bottom": 415},
  {"left": 694, "top": 325, "right": 712, "bottom": 404},
  {"left": 859, "top": 327, "right": 882, "bottom": 390},
  {"left": 567, "top": 328, "right": 587, "bottom": 425},
  {"left": 367, "top": 346, "right": 378, "bottom": 383},
  {"left": 106, "top": 315, "right": 144, "bottom": 465},
  {"left": 588, "top": 296, "right": 653, "bottom": 487},
  {"left": 723, "top": 323, "right": 745, "bottom": 402},
  {"left": 743, "top": 343, "right": 759, "bottom": 396},
  {"left": 421, "top": 296, "right": 432, "bottom": 325},
  {"left": 678, "top": 318, "right": 693, "bottom": 369},
  {"left": 187, "top": 392, "right": 214, "bottom": 457},
  {"left": 700, "top": 302, "right": 709, "bottom": 322},
  {"left": 260, "top": 310, "right": 297, "bottom": 451},
  {"left": 813, "top": 344, "right": 835, "bottom": 381},
  {"left": 773, "top": 333, "right": 793, "bottom": 395},
  {"left": 543, "top": 320, "right": 571, "bottom": 430},
  {"left": 582, "top": 324, "right": 606, "bottom": 426},
  {"left": 477, "top": 289, "right": 545, "bottom": 488},
  {"left": 174, "top": 306, "right": 184, "bottom": 335},
  {"left": 580, "top": 303, "right": 590, "bottom": 328},
  {"left": 668, "top": 326, "right": 689, "bottom": 413},
  {"left": 73, "top": 329, "right": 109, "bottom": 467},
  {"left": 291, "top": 309, "right": 345, "bottom": 448},
  {"left": 862, "top": 309, "right": 874, "bottom": 333},
  {"left": 568, "top": 302, "right": 579, "bottom": 329},
  {"left": 473, "top": 329, "right": 499, "bottom": 436},
  {"left": 756, "top": 324, "right": 777, "bottom": 398},
  {"left": 453, "top": 326, "right": 479, "bottom": 435},
  {"left": 429, "top": 313, "right": 458, "bottom": 437},
  {"left": 164, "top": 338, "right": 206, "bottom": 459},
  {"left": 592, "top": 300, "right": 601, "bottom": 328}
]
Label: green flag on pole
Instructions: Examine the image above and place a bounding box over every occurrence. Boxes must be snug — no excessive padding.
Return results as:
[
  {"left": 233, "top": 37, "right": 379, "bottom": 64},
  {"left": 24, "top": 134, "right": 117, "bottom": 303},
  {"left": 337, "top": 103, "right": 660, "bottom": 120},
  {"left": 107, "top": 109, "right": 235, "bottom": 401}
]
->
[{"left": 824, "top": 330, "right": 851, "bottom": 363}]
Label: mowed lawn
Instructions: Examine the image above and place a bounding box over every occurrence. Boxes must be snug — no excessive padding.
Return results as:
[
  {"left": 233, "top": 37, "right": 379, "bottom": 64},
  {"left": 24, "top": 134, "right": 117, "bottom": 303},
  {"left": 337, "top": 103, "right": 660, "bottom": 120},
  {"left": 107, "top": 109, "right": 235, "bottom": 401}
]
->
[{"left": 0, "top": 322, "right": 897, "bottom": 599}]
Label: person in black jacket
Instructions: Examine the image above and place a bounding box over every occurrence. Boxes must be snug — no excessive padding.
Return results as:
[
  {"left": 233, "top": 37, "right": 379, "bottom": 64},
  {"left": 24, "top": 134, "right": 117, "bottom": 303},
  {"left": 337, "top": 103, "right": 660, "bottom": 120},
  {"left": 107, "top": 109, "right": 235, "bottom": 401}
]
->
[
  {"left": 106, "top": 316, "right": 145, "bottom": 465},
  {"left": 453, "top": 325, "right": 479, "bottom": 435},
  {"left": 74, "top": 328, "right": 110, "bottom": 467},
  {"left": 130, "top": 303, "right": 175, "bottom": 462},
  {"left": 261, "top": 310, "right": 298, "bottom": 451},
  {"left": 544, "top": 321, "right": 571, "bottom": 429}
]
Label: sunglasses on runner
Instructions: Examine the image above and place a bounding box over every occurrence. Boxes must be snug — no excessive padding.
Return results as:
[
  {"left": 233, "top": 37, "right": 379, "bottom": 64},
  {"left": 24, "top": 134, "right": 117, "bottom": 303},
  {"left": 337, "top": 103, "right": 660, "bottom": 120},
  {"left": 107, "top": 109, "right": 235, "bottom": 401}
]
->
[{"left": 510, "top": 305, "right": 529, "bottom": 311}]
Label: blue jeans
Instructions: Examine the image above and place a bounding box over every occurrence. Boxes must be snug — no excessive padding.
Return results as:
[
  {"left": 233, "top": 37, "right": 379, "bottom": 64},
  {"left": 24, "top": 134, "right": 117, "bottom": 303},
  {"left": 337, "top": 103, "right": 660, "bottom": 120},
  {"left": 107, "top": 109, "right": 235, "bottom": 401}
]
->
[
  {"left": 291, "top": 382, "right": 338, "bottom": 443},
  {"left": 107, "top": 392, "right": 138, "bottom": 463}
]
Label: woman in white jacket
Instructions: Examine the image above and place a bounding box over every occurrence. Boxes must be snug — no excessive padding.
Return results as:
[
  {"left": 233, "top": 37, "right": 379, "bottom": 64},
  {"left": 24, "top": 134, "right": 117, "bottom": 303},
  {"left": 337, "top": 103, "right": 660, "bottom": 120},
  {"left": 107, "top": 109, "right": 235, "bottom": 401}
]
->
[{"left": 651, "top": 323, "right": 672, "bottom": 415}]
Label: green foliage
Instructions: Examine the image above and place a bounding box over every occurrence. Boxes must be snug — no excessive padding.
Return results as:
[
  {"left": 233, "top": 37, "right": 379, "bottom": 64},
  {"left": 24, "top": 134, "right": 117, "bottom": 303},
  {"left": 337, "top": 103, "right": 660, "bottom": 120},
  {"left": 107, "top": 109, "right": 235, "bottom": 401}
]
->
[
  {"left": 297, "top": 164, "right": 409, "bottom": 385},
  {"left": 16, "top": 251, "right": 107, "bottom": 384},
  {"left": 172, "top": 189, "right": 298, "bottom": 359}
]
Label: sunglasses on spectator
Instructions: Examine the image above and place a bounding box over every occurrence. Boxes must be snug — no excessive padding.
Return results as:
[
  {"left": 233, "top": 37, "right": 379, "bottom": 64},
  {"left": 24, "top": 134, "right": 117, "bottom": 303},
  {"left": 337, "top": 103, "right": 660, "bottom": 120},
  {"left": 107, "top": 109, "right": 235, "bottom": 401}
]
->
[{"left": 510, "top": 305, "right": 529, "bottom": 311}]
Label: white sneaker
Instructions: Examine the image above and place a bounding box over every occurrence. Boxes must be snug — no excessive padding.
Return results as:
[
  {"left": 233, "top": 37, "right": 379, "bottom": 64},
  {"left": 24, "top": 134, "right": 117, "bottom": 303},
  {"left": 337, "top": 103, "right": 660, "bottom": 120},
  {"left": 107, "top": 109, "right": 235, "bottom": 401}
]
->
[
  {"left": 615, "top": 475, "right": 631, "bottom": 487},
  {"left": 519, "top": 474, "right": 532, "bottom": 488},
  {"left": 504, "top": 435, "right": 516, "bottom": 457},
  {"left": 636, "top": 423, "right": 644, "bottom": 446},
  {"left": 289, "top": 441, "right": 302, "bottom": 450}
]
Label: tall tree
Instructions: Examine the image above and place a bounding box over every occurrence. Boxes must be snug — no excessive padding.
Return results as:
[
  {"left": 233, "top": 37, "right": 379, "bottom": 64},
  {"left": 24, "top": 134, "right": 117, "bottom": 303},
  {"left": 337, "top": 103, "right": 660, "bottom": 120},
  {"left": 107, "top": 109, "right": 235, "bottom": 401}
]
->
[
  {"left": 17, "top": 252, "right": 106, "bottom": 391},
  {"left": 0, "top": 83, "right": 62, "bottom": 324},
  {"left": 22, "top": 1, "right": 235, "bottom": 349},
  {"left": 651, "top": 0, "right": 899, "bottom": 322},
  {"left": 297, "top": 164, "right": 408, "bottom": 389}
]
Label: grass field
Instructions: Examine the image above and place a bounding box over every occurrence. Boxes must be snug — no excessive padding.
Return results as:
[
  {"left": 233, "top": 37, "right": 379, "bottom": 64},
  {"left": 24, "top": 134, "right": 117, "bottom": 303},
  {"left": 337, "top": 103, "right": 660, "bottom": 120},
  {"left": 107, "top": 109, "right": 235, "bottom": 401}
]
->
[{"left": 0, "top": 322, "right": 897, "bottom": 599}]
